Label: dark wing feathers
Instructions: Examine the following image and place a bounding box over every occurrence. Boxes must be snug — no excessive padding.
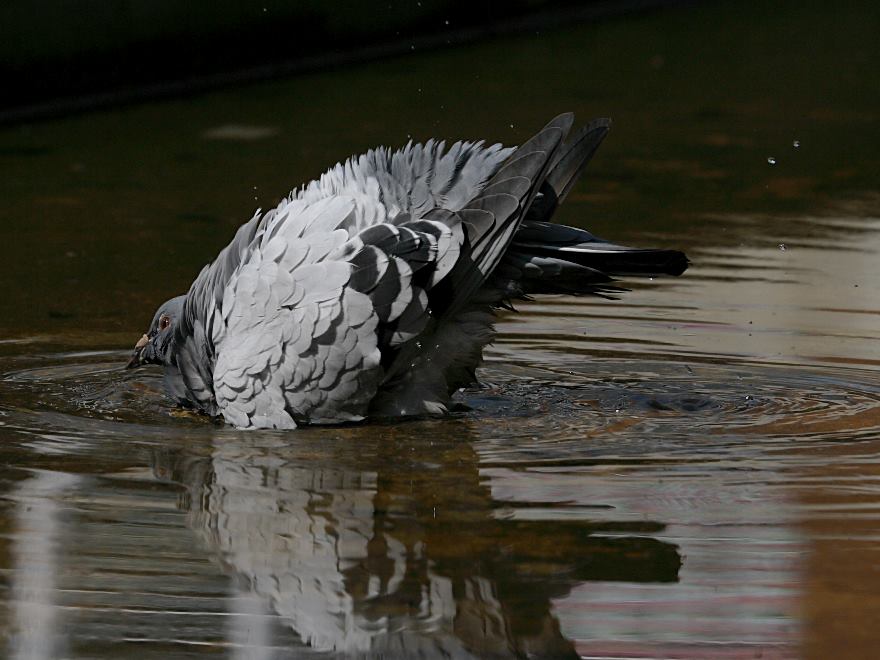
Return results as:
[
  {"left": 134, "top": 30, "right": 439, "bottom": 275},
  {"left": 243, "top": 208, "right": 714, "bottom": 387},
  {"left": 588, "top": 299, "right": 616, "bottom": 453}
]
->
[
  {"left": 349, "top": 245, "right": 389, "bottom": 293},
  {"left": 526, "top": 117, "right": 612, "bottom": 223},
  {"left": 428, "top": 113, "right": 572, "bottom": 317},
  {"left": 463, "top": 194, "right": 520, "bottom": 253},
  {"left": 344, "top": 216, "right": 465, "bottom": 351},
  {"left": 546, "top": 117, "right": 611, "bottom": 203},
  {"left": 493, "top": 116, "right": 687, "bottom": 295},
  {"left": 479, "top": 175, "right": 531, "bottom": 200},
  {"left": 368, "top": 257, "right": 407, "bottom": 322},
  {"left": 509, "top": 220, "right": 689, "bottom": 295}
]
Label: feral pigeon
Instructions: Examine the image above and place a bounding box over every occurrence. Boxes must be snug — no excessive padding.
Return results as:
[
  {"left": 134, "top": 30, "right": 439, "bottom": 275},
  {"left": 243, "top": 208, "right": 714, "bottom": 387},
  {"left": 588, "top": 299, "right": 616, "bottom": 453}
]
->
[{"left": 127, "top": 114, "right": 688, "bottom": 429}]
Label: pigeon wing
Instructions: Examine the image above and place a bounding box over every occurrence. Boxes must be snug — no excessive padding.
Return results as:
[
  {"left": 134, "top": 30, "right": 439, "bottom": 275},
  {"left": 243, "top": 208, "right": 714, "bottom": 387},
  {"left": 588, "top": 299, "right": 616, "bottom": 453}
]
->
[
  {"left": 203, "top": 193, "right": 469, "bottom": 429},
  {"left": 373, "top": 114, "right": 574, "bottom": 409},
  {"left": 197, "top": 196, "right": 377, "bottom": 429},
  {"left": 428, "top": 113, "right": 571, "bottom": 318}
]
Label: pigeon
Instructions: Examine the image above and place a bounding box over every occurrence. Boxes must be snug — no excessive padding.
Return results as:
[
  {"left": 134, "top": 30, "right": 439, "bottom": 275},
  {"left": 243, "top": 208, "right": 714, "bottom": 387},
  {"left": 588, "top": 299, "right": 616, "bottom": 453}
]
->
[{"left": 127, "top": 113, "right": 688, "bottom": 429}]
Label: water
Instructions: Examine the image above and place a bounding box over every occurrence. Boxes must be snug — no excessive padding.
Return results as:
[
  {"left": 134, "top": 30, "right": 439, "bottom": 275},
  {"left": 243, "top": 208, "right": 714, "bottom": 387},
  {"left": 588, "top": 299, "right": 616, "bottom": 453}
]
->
[{"left": 1, "top": 1, "right": 879, "bottom": 657}]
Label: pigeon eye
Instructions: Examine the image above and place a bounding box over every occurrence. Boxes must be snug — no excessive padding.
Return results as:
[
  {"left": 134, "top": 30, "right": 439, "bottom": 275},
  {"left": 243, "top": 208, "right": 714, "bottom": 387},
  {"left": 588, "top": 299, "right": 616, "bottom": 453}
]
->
[{"left": 159, "top": 315, "right": 171, "bottom": 331}]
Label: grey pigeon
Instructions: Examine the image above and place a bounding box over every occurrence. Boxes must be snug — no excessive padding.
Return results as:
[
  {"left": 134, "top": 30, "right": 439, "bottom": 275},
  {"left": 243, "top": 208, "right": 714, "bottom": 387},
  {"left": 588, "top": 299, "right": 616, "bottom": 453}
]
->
[{"left": 127, "top": 114, "right": 688, "bottom": 429}]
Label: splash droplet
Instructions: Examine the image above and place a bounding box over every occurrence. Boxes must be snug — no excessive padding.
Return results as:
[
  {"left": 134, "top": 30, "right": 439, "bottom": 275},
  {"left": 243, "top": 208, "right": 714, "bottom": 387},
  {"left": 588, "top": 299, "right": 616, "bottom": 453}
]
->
[
  {"left": 778, "top": 243, "right": 787, "bottom": 251},
  {"left": 767, "top": 157, "right": 777, "bottom": 165},
  {"left": 792, "top": 140, "right": 800, "bottom": 148}
]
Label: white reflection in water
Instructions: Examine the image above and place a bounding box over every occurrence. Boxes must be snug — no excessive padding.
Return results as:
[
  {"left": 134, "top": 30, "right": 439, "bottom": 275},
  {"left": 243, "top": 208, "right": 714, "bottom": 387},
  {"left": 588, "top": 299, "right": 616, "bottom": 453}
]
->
[
  {"left": 8, "top": 470, "right": 80, "bottom": 660},
  {"left": 189, "top": 445, "right": 504, "bottom": 656},
  {"left": 227, "top": 585, "right": 273, "bottom": 660},
  {"left": 159, "top": 432, "right": 679, "bottom": 658}
]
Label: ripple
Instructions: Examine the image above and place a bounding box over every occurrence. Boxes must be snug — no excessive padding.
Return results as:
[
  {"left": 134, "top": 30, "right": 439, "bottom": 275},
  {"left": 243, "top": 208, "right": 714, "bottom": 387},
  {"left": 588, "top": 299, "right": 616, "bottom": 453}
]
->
[
  {"left": 470, "top": 358, "right": 880, "bottom": 468},
  {"left": 4, "top": 349, "right": 880, "bottom": 452},
  {"left": 0, "top": 351, "right": 213, "bottom": 453}
]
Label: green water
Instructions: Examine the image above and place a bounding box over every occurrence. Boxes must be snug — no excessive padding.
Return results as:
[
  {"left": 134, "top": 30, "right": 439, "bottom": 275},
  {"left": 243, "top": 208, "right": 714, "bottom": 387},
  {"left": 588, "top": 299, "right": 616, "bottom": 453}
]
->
[{"left": 1, "top": 2, "right": 879, "bottom": 657}]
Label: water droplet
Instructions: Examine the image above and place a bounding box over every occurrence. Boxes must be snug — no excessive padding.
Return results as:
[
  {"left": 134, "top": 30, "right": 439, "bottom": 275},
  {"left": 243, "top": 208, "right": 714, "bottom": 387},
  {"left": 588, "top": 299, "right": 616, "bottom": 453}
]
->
[
  {"left": 509, "top": 123, "right": 514, "bottom": 128},
  {"left": 778, "top": 243, "right": 787, "bottom": 251},
  {"left": 792, "top": 139, "right": 800, "bottom": 148},
  {"left": 444, "top": 19, "right": 449, "bottom": 25},
  {"left": 767, "top": 157, "right": 777, "bottom": 165},
  {"left": 745, "top": 394, "right": 753, "bottom": 401}
]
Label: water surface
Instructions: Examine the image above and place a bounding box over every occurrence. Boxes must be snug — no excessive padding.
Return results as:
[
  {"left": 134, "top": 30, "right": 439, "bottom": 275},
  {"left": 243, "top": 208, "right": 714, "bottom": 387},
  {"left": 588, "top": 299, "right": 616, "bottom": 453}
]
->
[{"left": 1, "top": 1, "right": 879, "bottom": 658}]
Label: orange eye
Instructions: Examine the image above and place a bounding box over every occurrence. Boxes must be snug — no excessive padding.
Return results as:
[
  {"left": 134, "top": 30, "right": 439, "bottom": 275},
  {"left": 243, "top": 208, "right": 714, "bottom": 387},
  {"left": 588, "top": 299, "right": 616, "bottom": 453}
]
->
[{"left": 159, "top": 315, "right": 171, "bottom": 331}]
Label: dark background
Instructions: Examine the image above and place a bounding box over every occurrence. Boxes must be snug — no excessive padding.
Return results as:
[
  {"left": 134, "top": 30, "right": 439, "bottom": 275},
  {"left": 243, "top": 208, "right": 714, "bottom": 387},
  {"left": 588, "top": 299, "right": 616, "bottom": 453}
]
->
[{"left": 2, "top": 0, "right": 689, "bottom": 122}]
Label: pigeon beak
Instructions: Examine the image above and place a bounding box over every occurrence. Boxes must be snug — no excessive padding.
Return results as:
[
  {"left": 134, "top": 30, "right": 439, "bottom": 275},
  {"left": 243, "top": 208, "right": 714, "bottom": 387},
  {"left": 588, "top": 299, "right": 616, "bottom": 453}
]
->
[{"left": 126, "top": 334, "right": 150, "bottom": 369}]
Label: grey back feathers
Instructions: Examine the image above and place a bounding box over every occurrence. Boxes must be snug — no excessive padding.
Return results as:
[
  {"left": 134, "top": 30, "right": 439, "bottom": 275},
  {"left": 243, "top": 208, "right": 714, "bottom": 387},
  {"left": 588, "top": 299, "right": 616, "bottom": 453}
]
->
[{"left": 138, "top": 114, "right": 688, "bottom": 429}]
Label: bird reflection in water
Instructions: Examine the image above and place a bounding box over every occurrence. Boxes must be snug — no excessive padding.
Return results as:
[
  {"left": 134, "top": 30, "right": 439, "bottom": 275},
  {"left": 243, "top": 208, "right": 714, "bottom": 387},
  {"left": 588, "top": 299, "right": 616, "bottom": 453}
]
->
[{"left": 152, "top": 424, "right": 681, "bottom": 658}]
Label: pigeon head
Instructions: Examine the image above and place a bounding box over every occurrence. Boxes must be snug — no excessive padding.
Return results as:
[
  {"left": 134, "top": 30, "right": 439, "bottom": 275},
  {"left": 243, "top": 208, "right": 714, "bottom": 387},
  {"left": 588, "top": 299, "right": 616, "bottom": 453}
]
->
[{"left": 126, "top": 295, "right": 186, "bottom": 369}]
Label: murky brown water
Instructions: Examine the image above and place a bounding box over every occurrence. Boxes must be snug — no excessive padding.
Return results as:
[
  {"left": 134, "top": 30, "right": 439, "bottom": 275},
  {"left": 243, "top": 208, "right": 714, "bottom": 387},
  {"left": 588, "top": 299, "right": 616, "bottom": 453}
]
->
[{"left": 1, "top": 2, "right": 879, "bottom": 658}]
